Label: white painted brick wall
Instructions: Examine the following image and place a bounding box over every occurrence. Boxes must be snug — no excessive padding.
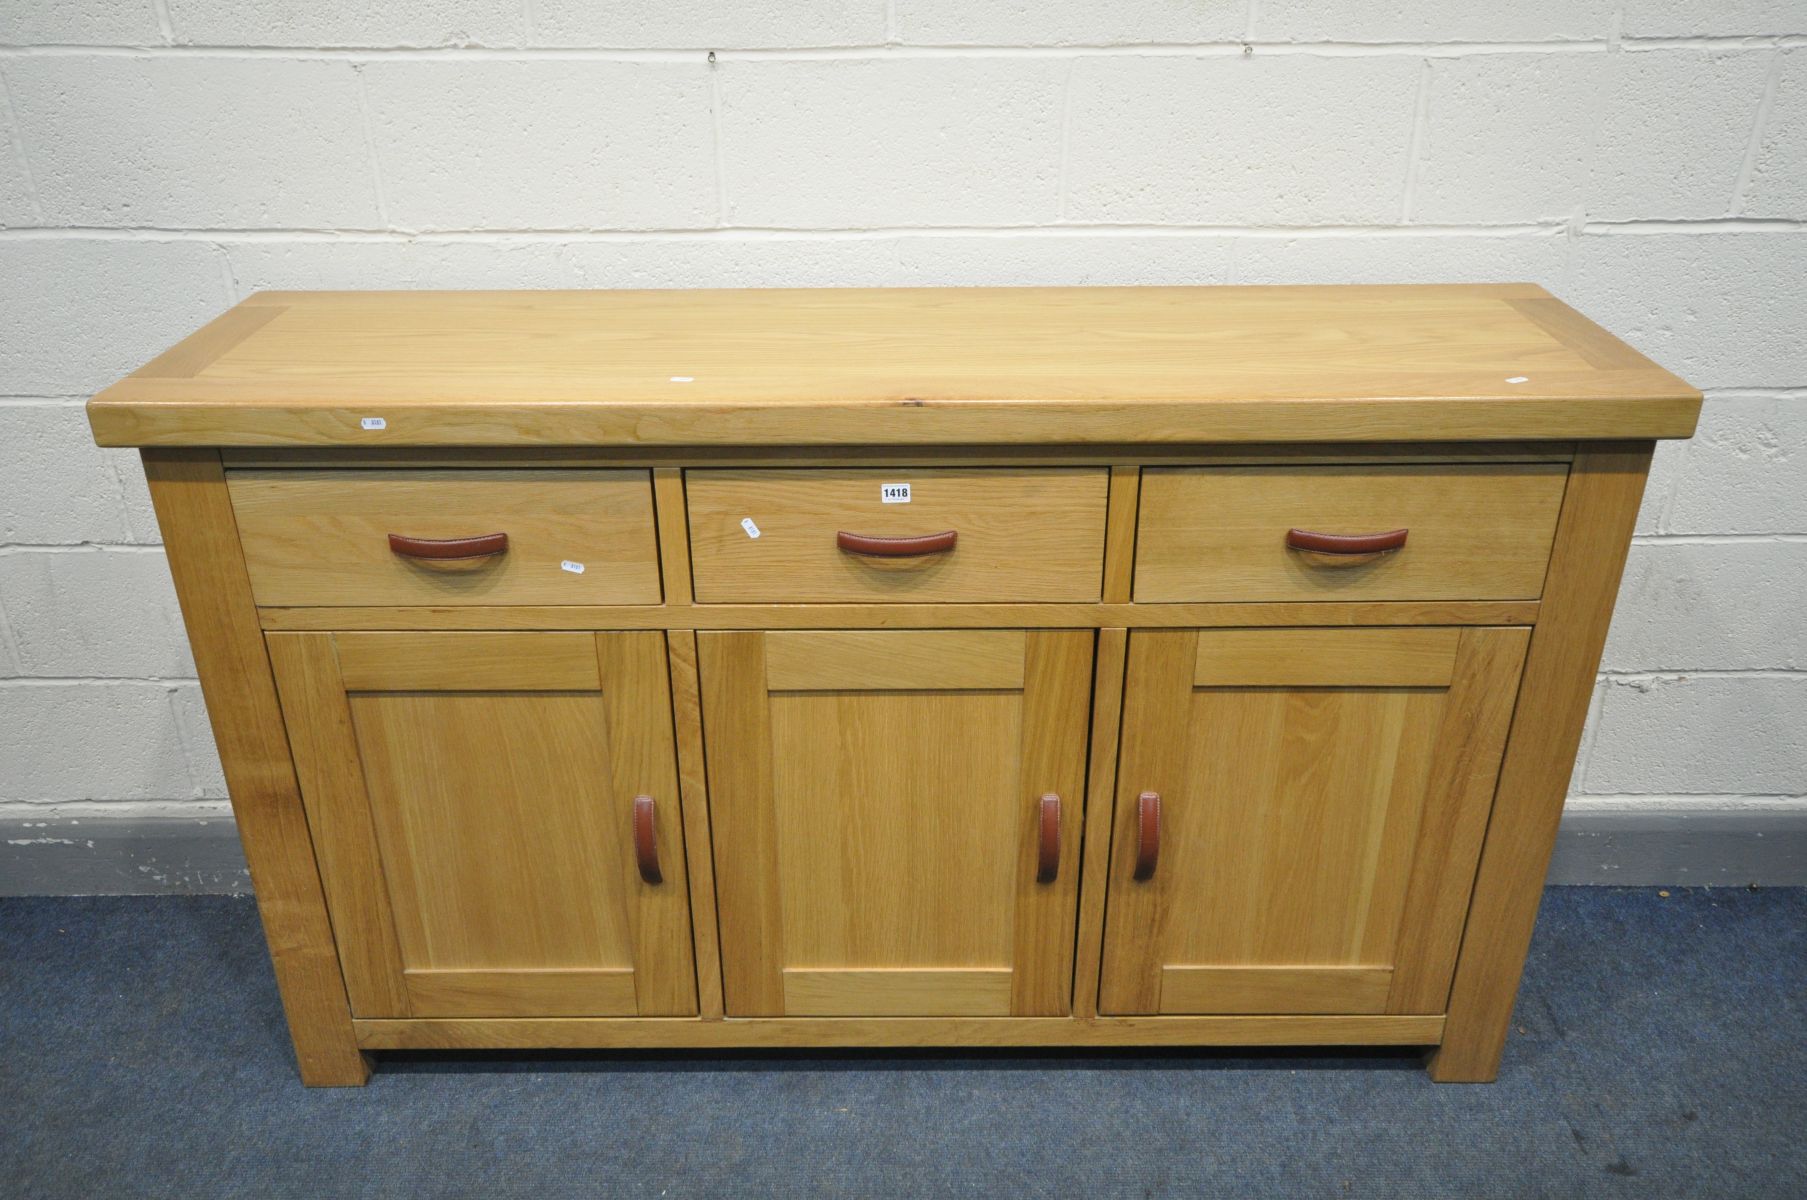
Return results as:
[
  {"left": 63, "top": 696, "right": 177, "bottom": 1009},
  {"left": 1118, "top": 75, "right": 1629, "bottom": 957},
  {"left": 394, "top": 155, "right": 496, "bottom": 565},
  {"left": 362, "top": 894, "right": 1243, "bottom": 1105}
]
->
[
  {"left": 533, "top": 2, "right": 889, "bottom": 51},
  {"left": 8, "top": 58, "right": 379, "bottom": 228},
  {"left": 165, "top": 0, "right": 524, "bottom": 49},
  {"left": 1588, "top": 49, "right": 1773, "bottom": 221},
  {"left": 1602, "top": 542, "right": 1807, "bottom": 671},
  {"left": 0, "top": 2, "right": 161, "bottom": 47},
  {"left": 893, "top": 1, "right": 1242, "bottom": 47},
  {"left": 1252, "top": 2, "right": 1618, "bottom": 43},
  {"left": 1619, "top": 1, "right": 1807, "bottom": 37},
  {"left": 1064, "top": 56, "right": 1421, "bottom": 225},
  {"left": 0, "top": 683, "right": 204, "bottom": 803},
  {"left": 0, "top": 2, "right": 1802, "bottom": 836},
  {"left": 1, "top": 239, "right": 232, "bottom": 393},
  {"left": 1585, "top": 675, "right": 1807, "bottom": 795},
  {"left": 1664, "top": 394, "right": 1807, "bottom": 534},
  {"left": 719, "top": 60, "right": 1067, "bottom": 227},
  {"left": 0, "top": 549, "right": 194, "bottom": 678},
  {"left": 0, "top": 91, "right": 35, "bottom": 227},
  {"left": 1566, "top": 232, "right": 1806, "bottom": 389},
  {"left": 1748, "top": 49, "right": 1807, "bottom": 217},
  {"left": 1414, "top": 54, "right": 1606, "bottom": 224},
  {"left": 365, "top": 60, "right": 717, "bottom": 231},
  {"left": 0, "top": 405, "right": 150, "bottom": 544}
]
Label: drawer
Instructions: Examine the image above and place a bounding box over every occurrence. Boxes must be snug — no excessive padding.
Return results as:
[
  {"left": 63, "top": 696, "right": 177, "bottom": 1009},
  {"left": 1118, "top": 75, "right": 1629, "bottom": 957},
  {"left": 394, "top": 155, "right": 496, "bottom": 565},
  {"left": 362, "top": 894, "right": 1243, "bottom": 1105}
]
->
[
  {"left": 1134, "top": 463, "right": 1567, "bottom": 603},
  {"left": 227, "top": 470, "right": 662, "bottom": 606},
  {"left": 685, "top": 468, "right": 1109, "bottom": 603}
]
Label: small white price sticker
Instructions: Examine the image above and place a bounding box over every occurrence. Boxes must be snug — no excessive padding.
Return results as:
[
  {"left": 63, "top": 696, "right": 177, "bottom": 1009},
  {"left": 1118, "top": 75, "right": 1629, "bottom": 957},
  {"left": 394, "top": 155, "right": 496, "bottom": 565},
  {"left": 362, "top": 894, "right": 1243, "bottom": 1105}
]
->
[
  {"left": 560, "top": 560, "right": 586, "bottom": 574},
  {"left": 881, "top": 482, "right": 912, "bottom": 504},
  {"left": 360, "top": 416, "right": 386, "bottom": 431},
  {"left": 740, "top": 517, "right": 762, "bottom": 539}
]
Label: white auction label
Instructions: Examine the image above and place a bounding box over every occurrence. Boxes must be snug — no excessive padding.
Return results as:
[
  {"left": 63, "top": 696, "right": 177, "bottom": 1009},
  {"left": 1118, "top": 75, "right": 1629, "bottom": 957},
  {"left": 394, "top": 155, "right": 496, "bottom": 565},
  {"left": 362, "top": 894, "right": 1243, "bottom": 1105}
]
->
[
  {"left": 740, "top": 517, "right": 762, "bottom": 539},
  {"left": 881, "top": 482, "right": 911, "bottom": 504},
  {"left": 560, "top": 560, "right": 586, "bottom": 574},
  {"left": 360, "top": 417, "right": 386, "bottom": 431}
]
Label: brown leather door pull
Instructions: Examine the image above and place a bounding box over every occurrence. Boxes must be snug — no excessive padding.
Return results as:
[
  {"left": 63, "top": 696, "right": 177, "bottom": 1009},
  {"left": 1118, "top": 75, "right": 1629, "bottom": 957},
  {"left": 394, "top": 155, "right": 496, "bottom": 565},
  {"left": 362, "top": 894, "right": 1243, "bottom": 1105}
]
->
[
  {"left": 387, "top": 532, "right": 510, "bottom": 559},
  {"left": 835, "top": 530, "right": 958, "bottom": 557},
  {"left": 1036, "top": 793, "right": 1061, "bottom": 883},
  {"left": 1284, "top": 527, "right": 1407, "bottom": 561},
  {"left": 633, "top": 795, "right": 662, "bottom": 884},
  {"left": 1133, "top": 791, "right": 1160, "bottom": 881}
]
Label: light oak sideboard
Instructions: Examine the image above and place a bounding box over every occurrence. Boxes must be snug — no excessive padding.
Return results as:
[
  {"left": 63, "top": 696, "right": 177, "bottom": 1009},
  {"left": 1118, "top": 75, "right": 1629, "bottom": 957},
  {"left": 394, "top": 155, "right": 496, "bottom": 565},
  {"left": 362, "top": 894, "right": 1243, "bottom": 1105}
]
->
[{"left": 88, "top": 285, "right": 1700, "bottom": 1086}]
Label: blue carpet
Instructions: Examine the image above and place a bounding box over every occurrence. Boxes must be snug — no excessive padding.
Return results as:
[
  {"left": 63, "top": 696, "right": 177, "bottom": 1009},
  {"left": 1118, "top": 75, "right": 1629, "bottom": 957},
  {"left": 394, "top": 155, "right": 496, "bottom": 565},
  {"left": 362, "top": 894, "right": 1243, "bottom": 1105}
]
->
[{"left": 1, "top": 887, "right": 1803, "bottom": 1198}]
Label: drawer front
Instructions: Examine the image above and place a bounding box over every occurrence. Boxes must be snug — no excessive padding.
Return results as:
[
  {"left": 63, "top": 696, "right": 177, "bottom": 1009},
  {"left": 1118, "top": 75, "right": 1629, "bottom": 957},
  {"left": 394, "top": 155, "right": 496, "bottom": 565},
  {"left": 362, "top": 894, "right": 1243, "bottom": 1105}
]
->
[
  {"left": 686, "top": 468, "right": 1109, "bottom": 603},
  {"left": 1134, "top": 463, "right": 1567, "bottom": 603},
  {"left": 228, "top": 469, "right": 662, "bottom": 606}
]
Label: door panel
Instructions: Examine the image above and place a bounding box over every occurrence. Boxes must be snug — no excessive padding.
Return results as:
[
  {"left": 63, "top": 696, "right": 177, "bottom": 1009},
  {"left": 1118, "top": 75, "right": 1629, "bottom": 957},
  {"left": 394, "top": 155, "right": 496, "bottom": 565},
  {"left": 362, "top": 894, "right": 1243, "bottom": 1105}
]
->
[
  {"left": 699, "top": 628, "right": 1092, "bottom": 1017},
  {"left": 1100, "top": 626, "right": 1528, "bottom": 1016},
  {"left": 268, "top": 630, "right": 696, "bottom": 1019}
]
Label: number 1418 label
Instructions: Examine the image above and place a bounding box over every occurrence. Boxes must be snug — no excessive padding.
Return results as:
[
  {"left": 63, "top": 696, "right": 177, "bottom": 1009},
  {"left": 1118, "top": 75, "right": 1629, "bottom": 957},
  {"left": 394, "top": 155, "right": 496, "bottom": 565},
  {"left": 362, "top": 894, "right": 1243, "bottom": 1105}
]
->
[{"left": 881, "top": 482, "right": 911, "bottom": 504}]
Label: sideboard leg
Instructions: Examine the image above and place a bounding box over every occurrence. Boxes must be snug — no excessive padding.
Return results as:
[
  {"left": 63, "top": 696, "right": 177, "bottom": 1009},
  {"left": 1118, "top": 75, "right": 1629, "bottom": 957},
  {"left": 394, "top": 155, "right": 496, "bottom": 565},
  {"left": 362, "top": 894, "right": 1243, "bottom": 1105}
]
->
[
  {"left": 143, "top": 449, "right": 370, "bottom": 1088},
  {"left": 1427, "top": 443, "right": 1652, "bottom": 1084}
]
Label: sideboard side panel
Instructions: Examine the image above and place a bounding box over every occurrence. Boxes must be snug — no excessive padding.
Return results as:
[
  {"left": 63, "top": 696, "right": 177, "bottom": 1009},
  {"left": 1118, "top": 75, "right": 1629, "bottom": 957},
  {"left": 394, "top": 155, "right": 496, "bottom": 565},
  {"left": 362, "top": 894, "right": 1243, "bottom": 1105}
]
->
[
  {"left": 1429, "top": 441, "right": 1653, "bottom": 1082},
  {"left": 142, "top": 448, "right": 369, "bottom": 1086}
]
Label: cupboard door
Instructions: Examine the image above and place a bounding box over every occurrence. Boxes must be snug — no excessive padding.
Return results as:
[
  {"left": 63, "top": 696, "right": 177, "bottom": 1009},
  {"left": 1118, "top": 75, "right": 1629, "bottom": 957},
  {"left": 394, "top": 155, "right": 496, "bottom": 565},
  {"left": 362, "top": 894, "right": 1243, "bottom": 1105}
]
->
[
  {"left": 698, "top": 629, "right": 1092, "bottom": 1017},
  {"left": 268, "top": 631, "right": 696, "bottom": 1019},
  {"left": 1100, "top": 627, "right": 1529, "bottom": 1016}
]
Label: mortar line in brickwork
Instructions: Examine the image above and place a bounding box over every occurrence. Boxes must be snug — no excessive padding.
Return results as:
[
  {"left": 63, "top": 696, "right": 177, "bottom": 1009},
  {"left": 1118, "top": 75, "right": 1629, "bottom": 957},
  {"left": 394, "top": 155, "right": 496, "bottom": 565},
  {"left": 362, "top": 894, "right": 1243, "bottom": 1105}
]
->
[
  {"left": 1566, "top": 794, "right": 1807, "bottom": 807},
  {"left": 0, "top": 798, "right": 236, "bottom": 814},
  {"left": 351, "top": 64, "right": 392, "bottom": 229},
  {"left": 1054, "top": 58, "right": 1077, "bottom": 222},
  {"left": 0, "top": 545, "right": 168, "bottom": 555},
  {"left": 1598, "top": 669, "right": 1807, "bottom": 682},
  {"left": 1574, "top": 674, "right": 1610, "bottom": 775},
  {"left": 0, "top": 64, "right": 44, "bottom": 224},
  {"left": 0, "top": 677, "right": 202, "bottom": 687},
  {"left": 1627, "top": 34, "right": 1807, "bottom": 52},
  {"left": 707, "top": 52, "right": 727, "bottom": 228},
  {"left": 0, "top": 42, "right": 1653, "bottom": 63},
  {"left": 3, "top": 220, "right": 1800, "bottom": 241},
  {"left": 1649, "top": 438, "right": 1687, "bottom": 535},
  {"left": 1399, "top": 57, "right": 1432, "bottom": 222},
  {"left": 1631, "top": 534, "right": 1807, "bottom": 546},
  {"left": 162, "top": 678, "right": 215, "bottom": 801},
  {"left": 0, "top": 801, "right": 237, "bottom": 822},
  {"left": 1578, "top": 218, "right": 1807, "bottom": 233},
  {"left": 0, "top": 599, "right": 21, "bottom": 674},
  {"left": 149, "top": 0, "right": 174, "bottom": 45},
  {"left": 211, "top": 240, "right": 242, "bottom": 300},
  {"left": 0, "top": 222, "right": 1636, "bottom": 241},
  {"left": 3, "top": 35, "right": 1802, "bottom": 60},
  {"left": 1731, "top": 51, "right": 1785, "bottom": 215}
]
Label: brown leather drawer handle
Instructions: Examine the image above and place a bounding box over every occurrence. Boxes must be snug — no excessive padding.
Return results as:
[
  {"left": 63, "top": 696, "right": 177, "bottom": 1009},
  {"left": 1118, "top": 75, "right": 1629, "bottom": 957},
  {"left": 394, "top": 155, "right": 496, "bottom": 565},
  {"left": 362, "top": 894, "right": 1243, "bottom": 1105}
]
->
[
  {"left": 1285, "top": 528, "right": 1408, "bottom": 556},
  {"left": 836, "top": 530, "right": 958, "bottom": 557},
  {"left": 1133, "top": 791, "right": 1160, "bottom": 881},
  {"left": 388, "top": 532, "right": 509, "bottom": 560},
  {"left": 1036, "top": 793, "right": 1061, "bottom": 883},
  {"left": 633, "top": 795, "right": 662, "bottom": 885}
]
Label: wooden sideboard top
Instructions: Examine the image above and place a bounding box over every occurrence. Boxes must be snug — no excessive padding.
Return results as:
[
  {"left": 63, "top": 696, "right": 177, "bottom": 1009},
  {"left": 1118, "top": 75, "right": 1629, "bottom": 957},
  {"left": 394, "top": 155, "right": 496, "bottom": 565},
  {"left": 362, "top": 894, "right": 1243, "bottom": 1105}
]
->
[{"left": 88, "top": 284, "right": 1700, "bottom": 448}]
